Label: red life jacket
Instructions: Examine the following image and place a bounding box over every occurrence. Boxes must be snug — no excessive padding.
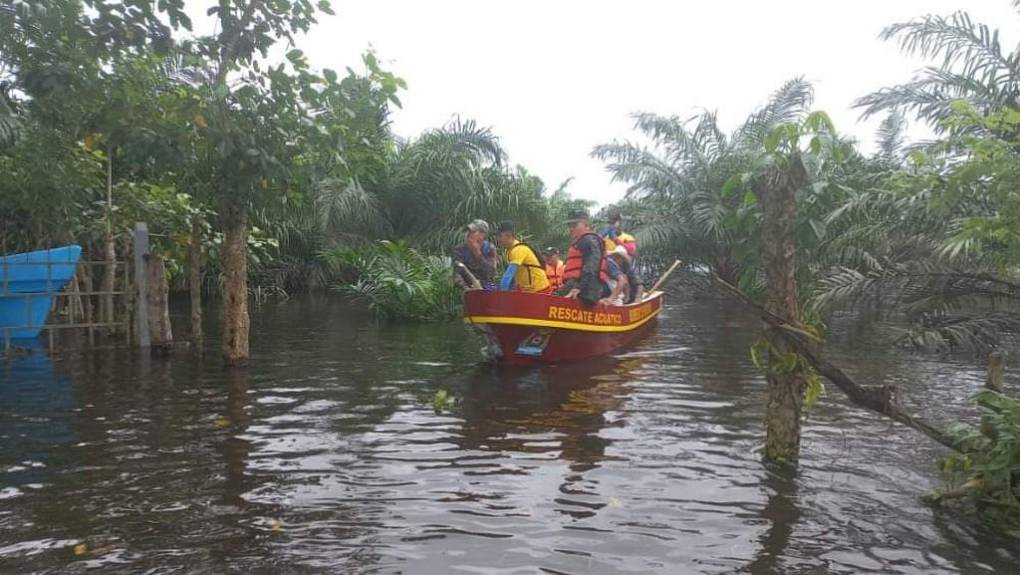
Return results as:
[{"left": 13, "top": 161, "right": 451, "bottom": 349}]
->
[
  {"left": 545, "top": 262, "right": 565, "bottom": 290},
  {"left": 562, "top": 232, "right": 610, "bottom": 285}
]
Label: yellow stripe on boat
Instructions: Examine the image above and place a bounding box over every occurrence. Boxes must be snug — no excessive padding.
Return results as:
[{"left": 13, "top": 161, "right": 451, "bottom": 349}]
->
[{"left": 464, "top": 306, "right": 661, "bottom": 333}]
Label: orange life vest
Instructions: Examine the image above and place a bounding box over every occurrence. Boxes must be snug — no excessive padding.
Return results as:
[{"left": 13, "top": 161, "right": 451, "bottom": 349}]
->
[
  {"left": 562, "top": 232, "right": 610, "bottom": 285},
  {"left": 545, "top": 262, "right": 565, "bottom": 290}
]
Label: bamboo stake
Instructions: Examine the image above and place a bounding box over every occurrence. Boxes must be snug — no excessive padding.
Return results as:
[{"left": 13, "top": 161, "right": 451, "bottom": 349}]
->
[{"left": 647, "top": 259, "right": 682, "bottom": 295}]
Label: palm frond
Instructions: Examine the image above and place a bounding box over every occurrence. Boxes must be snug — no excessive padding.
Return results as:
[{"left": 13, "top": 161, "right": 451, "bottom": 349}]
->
[
  {"left": 880, "top": 12, "right": 1014, "bottom": 88},
  {"left": 858, "top": 10, "right": 1020, "bottom": 126},
  {"left": 315, "top": 178, "right": 392, "bottom": 242},
  {"left": 875, "top": 111, "right": 907, "bottom": 160},
  {"left": 736, "top": 77, "right": 814, "bottom": 147}
]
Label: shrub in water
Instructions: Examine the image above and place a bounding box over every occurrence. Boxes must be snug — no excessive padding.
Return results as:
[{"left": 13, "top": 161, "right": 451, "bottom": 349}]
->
[{"left": 323, "top": 240, "right": 460, "bottom": 322}]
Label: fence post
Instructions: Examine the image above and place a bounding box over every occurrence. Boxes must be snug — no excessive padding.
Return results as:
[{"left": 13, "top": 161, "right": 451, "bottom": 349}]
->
[
  {"left": 134, "top": 222, "right": 151, "bottom": 349},
  {"left": 986, "top": 352, "right": 1006, "bottom": 392}
]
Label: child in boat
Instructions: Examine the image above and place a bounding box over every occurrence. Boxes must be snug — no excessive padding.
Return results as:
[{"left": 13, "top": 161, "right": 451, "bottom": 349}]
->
[
  {"left": 601, "top": 212, "right": 638, "bottom": 257},
  {"left": 544, "top": 247, "right": 565, "bottom": 291},
  {"left": 603, "top": 245, "right": 644, "bottom": 305}
]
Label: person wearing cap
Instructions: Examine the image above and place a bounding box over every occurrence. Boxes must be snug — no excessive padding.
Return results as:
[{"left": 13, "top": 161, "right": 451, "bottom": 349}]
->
[
  {"left": 557, "top": 208, "right": 611, "bottom": 305},
  {"left": 544, "top": 247, "right": 565, "bottom": 291},
  {"left": 495, "top": 221, "right": 550, "bottom": 293},
  {"left": 603, "top": 245, "right": 644, "bottom": 305},
  {"left": 452, "top": 219, "right": 497, "bottom": 290},
  {"left": 601, "top": 213, "right": 638, "bottom": 257}
]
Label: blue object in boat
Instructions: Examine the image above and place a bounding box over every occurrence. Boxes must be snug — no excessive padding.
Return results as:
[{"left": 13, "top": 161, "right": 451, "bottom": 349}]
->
[{"left": 0, "top": 245, "right": 82, "bottom": 340}]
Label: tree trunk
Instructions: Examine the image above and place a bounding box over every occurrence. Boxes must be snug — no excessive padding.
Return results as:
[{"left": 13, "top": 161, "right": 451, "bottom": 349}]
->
[
  {"left": 756, "top": 157, "right": 809, "bottom": 464},
  {"left": 714, "top": 275, "right": 962, "bottom": 451},
  {"left": 81, "top": 246, "right": 94, "bottom": 326},
  {"left": 189, "top": 217, "right": 205, "bottom": 357},
  {"left": 145, "top": 252, "right": 173, "bottom": 353},
  {"left": 100, "top": 148, "right": 116, "bottom": 330},
  {"left": 220, "top": 203, "right": 250, "bottom": 365}
]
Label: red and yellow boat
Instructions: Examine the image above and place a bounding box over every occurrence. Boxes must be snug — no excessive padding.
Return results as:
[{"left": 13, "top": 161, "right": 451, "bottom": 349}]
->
[{"left": 463, "top": 290, "right": 664, "bottom": 365}]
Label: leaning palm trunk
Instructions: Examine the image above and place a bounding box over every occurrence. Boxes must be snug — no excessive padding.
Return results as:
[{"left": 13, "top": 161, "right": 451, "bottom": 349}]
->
[
  {"left": 757, "top": 157, "right": 808, "bottom": 463},
  {"left": 220, "top": 202, "right": 249, "bottom": 365},
  {"left": 189, "top": 217, "right": 204, "bottom": 356}
]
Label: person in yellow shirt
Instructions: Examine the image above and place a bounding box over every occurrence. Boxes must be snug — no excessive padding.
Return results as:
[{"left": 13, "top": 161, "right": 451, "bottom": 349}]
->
[{"left": 495, "top": 221, "right": 550, "bottom": 293}]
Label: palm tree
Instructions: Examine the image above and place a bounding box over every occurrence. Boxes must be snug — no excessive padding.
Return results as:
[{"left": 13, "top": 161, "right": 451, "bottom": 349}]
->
[
  {"left": 591, "top": 78, "right": 816, "bottom": 285},
  {"left": 316, "top": 118, "right": 553, "bottom": 253},
  {"left": 856, "top": 5, "right": 1020, "bottom": 129}
]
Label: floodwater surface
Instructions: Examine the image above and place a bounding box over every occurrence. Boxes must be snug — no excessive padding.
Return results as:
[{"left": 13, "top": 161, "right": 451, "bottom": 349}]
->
[{"left": 1, "top": 292, "right": 1018, "bottom": 573}]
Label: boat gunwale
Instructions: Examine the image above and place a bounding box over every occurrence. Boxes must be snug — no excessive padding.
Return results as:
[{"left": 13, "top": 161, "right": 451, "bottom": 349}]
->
[{"left": 464, "top": 291, "right": 663, "bottom": 333}]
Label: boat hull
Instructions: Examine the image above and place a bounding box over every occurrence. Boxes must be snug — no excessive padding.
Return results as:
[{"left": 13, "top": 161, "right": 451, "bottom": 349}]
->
[
  {"left": 463, "top": 290, "right": 663, "bottom": 365},
  {"left": 0, "top": 245, "right": 82, "bottom": 340}
]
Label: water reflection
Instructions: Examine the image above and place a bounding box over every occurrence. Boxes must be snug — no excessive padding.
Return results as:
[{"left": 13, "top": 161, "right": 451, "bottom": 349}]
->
[
  {"left": 458, "top": 358, "right": 640, "bottom": 521},
  {"left": 220, "top": 368, "right": 251, "bottom": 507},
  {"left": 743, "top": 466, "right": 800, "bottom": 574},
  {"left": 1, "top": 295, "right": 1019, "bottom": 573}
]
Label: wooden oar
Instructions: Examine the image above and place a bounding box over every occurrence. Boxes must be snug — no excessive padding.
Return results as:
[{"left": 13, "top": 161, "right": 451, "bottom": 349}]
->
[
  {"left": 455, "top": 262, "right": 483, "bottom": 290},
  {"left": 647, "top": 259, "right": 682, "bottom": 295}
]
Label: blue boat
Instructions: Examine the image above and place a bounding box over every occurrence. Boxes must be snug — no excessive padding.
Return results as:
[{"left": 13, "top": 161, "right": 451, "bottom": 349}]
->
[{"left": 0, "top": 245, "right": 82, "bottom": 340}]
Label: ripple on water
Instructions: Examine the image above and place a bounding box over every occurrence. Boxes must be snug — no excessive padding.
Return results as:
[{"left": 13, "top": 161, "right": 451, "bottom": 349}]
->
[{"left": 0, "top": 295, "right": 1018, "bottom": 573}]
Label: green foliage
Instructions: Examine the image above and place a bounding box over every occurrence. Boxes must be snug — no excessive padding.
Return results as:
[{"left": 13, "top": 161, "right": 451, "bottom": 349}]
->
[
  {"left": 432, "top": 389, "right": 456, "bottom": 414},
  {"left": 812, "top": 104, "right": 1020, "bottom": 353},
  {"left": 323, "top": 241, "right": 460, "bottom": 322},
  {"left": 939, "top": 390, "right": 1020, "bottom": 514},
  {"left": 749, "top": 336, "right": 826, "bottom": 410},
  {"left": 857, "top": 8, "right": 1020, "bottom": 129},
  {"left": 592, "top": 79, "right": 847, "bottom": 294}
]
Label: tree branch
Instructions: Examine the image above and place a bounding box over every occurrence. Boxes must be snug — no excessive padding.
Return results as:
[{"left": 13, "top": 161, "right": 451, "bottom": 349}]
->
[{"left": 714, "top": 274, "right": 962, "bottom": 451}]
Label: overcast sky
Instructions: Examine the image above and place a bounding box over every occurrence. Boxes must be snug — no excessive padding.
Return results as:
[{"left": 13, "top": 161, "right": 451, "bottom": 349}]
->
[{"left": 213, "top": 1, "right": 1018, "bottom": 205}]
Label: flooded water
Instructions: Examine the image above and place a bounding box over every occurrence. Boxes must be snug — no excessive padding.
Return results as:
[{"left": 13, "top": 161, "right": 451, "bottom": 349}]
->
[{"left": 1, "top": 291, "right": 1018, "bottom": 573}]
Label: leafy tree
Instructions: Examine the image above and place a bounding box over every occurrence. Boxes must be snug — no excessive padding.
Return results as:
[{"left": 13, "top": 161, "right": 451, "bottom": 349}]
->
[
  {"left": 593, "top": 79, "right": 844, "bottom": 290},
  {"left": 857, "top": 3, "right": 1020, "bottom": 130},
  {"left": 594, "top": 80, "right": 846, "bottom": 462},
  {"left": 814, "top": 104, "right": 1020, "bottom": 354}
]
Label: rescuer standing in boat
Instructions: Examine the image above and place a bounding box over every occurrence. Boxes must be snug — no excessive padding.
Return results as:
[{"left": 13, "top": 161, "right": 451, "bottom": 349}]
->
[
  {"left": 453, "top": 219, "right": 497, "bottom": 290},
  {"left": 557, "top": 208, "right": 610, "bottom": 305},
  {"left": 495, "top": 221, "right": 550, "bottom": 292}
]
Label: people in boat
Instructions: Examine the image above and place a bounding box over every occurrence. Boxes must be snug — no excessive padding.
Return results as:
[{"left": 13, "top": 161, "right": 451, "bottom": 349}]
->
[
  {"left": 603, "top": 245, "right": 644, "bottom": 305},
  {"left": 495, "top": 221, "right": 550, "bottom": 293},
  {"left": 556, "top": 208, "right": 611, "bottom": 305},
  {"left": 452, "top": 219, "right": 497, "bottom": 290},
  {"left": 544, "top": 247, "right": 565, "bottom": 291},
  {"left": 600, "top": 212, "right": 637, "bottom": 257}
]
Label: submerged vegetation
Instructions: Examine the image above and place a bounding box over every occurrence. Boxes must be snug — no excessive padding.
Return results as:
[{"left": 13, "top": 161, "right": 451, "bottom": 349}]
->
[{"left": 323, "top": 241, "right": 460, "bottom": 322}]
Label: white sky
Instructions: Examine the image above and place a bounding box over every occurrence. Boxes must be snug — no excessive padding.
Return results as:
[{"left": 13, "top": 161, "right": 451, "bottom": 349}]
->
[{"left": 200, "top": 1, "right": 1019, "bottom": 205}]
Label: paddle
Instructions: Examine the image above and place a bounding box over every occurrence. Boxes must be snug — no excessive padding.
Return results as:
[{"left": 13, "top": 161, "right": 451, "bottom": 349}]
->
[
  {"left": 454, "top": 262, "right": 483, "bottom": 290},
  {"left": 646, "top": 259, "right": 682, "bottom": 296}
]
